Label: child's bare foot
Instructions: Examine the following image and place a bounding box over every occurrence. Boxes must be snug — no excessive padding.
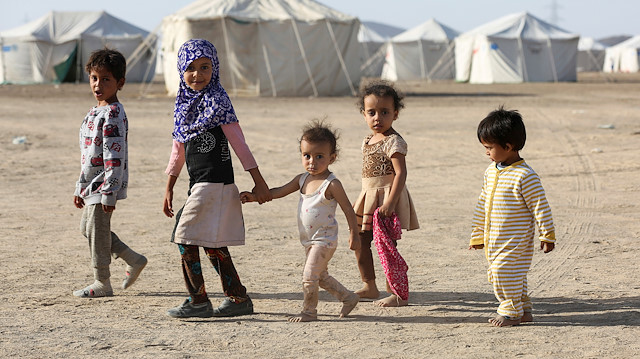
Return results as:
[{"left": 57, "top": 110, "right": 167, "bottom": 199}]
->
[
  {"left": 488, "top": 314, "right": 521, "bottom": 327},
  {"left": 355, "top": 281, "right": 379, "bottom": 299},
  {"left": 521, "top": 311, "right": 533, "bottom": 323},
  {"left": 288, "top": 312, "right": 317, "bottom": 322},
  {"left": 374, "top": 294, "right": 408, "bottom": 307},
  {"left": 339, "top": 293, "right": 359, "bottom": 318}
]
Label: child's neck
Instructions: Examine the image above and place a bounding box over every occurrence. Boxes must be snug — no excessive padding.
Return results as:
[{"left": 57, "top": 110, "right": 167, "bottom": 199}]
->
[
  {"left": 501, "top": 153, "right": 522, "bottom": 167},
  {"left": 370, "top": 128, "right": 395, "bottom": 143},
  {"left": 306, "top": 169, "right": 331, "bottom": 180}
]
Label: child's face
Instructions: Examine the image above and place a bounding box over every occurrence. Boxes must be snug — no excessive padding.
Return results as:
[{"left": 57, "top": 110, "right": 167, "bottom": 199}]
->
[
  {"left": 481, "top": 140, "right": 520, "bottom": 165},
  {"left": 89, "top": 67, "right": 124, "bottom": 106},
  {"left": 183, "top": 57, "right": 213, "bottom": 91},
  {"left": 362, "top": 94, "right": 398, "bottom": 135},
  {"left": 300, "top": 139, "right": 336, "bottom": 176}
]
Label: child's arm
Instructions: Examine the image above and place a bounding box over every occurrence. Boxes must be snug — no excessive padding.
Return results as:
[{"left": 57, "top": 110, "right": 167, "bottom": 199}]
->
[
  {"left": 221, "top": 123, "right": 272, "bottom": 204},
  {"left": 327, "top": 179, "right": 361, "bottom": 251},
  {"left": 163, "top": 175, "right": 178, "bottom": 218},
  {"left": 521, "top": 172, "right": 556, "bottom": 253},
  {"left": 379, "top": 153, "right": 407, "bottom": 218},
  {"left": 469, "top": 171, "right": 488, "bottom": 250},
  {"left": 241, "top": 174, "right": 302, "bottom": 204}
]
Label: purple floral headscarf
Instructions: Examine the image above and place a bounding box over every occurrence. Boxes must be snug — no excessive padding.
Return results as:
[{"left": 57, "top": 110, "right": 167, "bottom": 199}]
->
[{"left": 172, "top": 39, "right": 238, "bottom": 143}]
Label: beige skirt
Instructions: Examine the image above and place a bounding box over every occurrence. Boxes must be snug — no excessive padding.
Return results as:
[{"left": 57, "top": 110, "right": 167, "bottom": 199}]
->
[
  {"left": 174, "top": 182, "right": 245, "bottom": 247},
  {"left": 353, "top": 175, "right": 419, "bottom": 232}
]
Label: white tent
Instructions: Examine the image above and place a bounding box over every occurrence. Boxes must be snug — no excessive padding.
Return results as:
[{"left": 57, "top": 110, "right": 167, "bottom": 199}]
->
[
  {"left": 0, "top": 11, "right": 156, "bottom": 84},
  {"left": 381, "top": 18, "right": 459, "bottom": 81},
  {"left": 455, "top": 12, "right": 579, "bottom": 83},
  {"left": 577, "top": 37, "right": 606, "bottom": 72},
  {"left": 603, "top": 35, "right": 640, "bottom": 73},
  {"left": 359, "top": 23, "right": 387, "bottom": 78},
  {"left": 161, "top": 0, "right": 361, "bottom": 97}
]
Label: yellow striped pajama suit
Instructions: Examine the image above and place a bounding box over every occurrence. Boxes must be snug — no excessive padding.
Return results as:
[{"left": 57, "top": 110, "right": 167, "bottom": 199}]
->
[{"left": 470, "top": 160, "right": 555, "bottom": 319}]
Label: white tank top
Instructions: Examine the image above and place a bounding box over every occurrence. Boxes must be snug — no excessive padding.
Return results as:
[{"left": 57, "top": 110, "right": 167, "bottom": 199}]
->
[{"left": 297, "top": 172, "right": 338, "bottom": 248}]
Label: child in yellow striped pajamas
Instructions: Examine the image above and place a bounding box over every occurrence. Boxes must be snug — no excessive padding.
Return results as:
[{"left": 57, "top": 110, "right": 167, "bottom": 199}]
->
[{"left": 469, "top": 106, "right": 556, "bottom": 327}]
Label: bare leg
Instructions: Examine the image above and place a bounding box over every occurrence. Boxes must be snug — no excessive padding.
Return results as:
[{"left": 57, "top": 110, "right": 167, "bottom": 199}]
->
[{"left": 488, "top": 314, "right": 521, "bottom": 327}]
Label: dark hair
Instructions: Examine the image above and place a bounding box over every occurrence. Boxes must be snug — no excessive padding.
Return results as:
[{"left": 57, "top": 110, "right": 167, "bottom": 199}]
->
[
  {"left": 477, "top": 105, "right": 526, "bottom": 151},
  {"left": 357, "top": 80, "right": 405, "bottom": 113},
  {"left": 300, "top": 119, "right": 339, "bottom": 156},
  {"left": 85, "top": 48, "right": 127, "bottom": 81}
]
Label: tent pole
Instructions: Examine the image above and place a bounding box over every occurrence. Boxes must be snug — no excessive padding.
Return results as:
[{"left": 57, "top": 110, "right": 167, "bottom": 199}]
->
[
  {"left": 518, "top": 38, "right": 528, "bottom": 82},
  {"left": 220, "top": 17, "right": 237, "bottom": 96},
  {"left": 417, "top": 40, "right": 427, "bottom": 81},
  {"left": 76, "top": 38, "right": 82, "bottom": 83},
  {"left": 325, "top": 20, "right": 356, "bottom": 96},
  {"left": 262, "top": 44, "right": 276, "bottom": 96},
  {"left": 546, "top": 38, "right": 558, "bottom": 82},
  {"left": 291, "top": 19, "right": 318, "bottom": 97}
]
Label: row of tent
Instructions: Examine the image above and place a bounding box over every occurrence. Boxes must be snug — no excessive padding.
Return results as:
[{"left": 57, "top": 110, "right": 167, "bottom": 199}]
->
[{"left": 1, "top": 0, "right": 639, "bottom": 97}]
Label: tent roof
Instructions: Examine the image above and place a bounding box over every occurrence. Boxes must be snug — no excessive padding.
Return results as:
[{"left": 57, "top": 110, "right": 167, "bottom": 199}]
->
[
  {"left": 0, "top": 11, "right": 148, "bottom": 43},
  {"left": 358, "top": 23, "right": 386, "bottom": 43},
  {"left": 609, "top": 34, "right": 640, "bottom": 49},
  {"left": 578, "top": 37, "right": 607, "bottom": 51},
  {"left": 458, "top": 11, "right": 578, "bottom": 40},
  {"left": 167, "top": 0, "right": 356, "bottom": 22},
  {"left": 392, "top": 18, "right": 459, "bottom": 42}
]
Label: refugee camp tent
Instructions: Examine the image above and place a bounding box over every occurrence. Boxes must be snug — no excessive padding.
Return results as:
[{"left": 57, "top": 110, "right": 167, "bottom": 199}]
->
[
  {"left": 455, "top": 12, "right": 579, "bottom": 83},
  {"left": 161, "top": 0, "right": 361, "bottom": 97},
  {"left": 0, "top": 11, "right": 156, "bottom": 84},
  {"left": 603, "top": 35, "right": 640, "bottom": 73},
  {"left": 577, "top": 37, "right": 606, "bottom": 72},
  {"left": 359, "top": 23, "right": 387, "bottom": 77},
  {"left": 380, "top": 18, "right": 459, "bottom": 81}
]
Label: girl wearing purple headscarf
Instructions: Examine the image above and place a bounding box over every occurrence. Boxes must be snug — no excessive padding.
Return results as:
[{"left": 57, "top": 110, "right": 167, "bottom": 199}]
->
[{"left": 163, "top": 39, "right": 271, "bottom": 318}]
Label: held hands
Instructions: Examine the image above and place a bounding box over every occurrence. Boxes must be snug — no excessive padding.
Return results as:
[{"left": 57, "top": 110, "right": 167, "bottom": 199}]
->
[
  {"left": 251, "top": 182, "right": 272, "bottom": 204},
  {"left": 239, "top": 191, "right": 256, "bottom": 204}
]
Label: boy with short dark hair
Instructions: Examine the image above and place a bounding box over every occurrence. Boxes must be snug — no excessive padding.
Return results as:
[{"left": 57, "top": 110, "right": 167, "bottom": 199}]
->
[
  {"left": 470, "top": 106, "right": 556, "bottom": 326},
  {"left": 73, "top": 48, "right": 147, "bottom": 298}
]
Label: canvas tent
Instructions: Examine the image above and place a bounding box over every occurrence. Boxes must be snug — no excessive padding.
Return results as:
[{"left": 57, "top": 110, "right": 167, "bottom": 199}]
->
[
  {"left": 577, "top": 37, "right": 606, "bottom": 72},
  {"left": 359, "top": 23, "right": 388, "bottom": 78},
  {"left": 380, "top": 18, "right": 459, "bottom": 81},
  {"left": 603, "top": 35, "right": 640, "bottom": 73},
  {"left": 0, "top": 11, "right": 156, "bottom": 84},
  {"left": 161, "top": 0, "right": 361, "bottom": 97},
  {"left": 455, "top": 12, "right": 579, "bottom": 83}
]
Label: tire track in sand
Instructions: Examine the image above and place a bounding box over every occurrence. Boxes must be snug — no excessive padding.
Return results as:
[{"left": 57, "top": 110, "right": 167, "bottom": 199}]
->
[{"left": 528, "top": 108, "right": 599, "bottom": 295}]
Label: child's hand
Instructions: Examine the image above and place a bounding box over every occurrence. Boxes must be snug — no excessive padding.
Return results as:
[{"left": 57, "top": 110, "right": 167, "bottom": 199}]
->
[
  {"left": 73, "top": 196, "right": 84, "bottom": 209},
  {"left": 252, "top": 182, "right": 272, "bottom": 204},
  {"left": 163, "top": 189, "right": 174, "bottom": 218},
  {"left": 240, "top": 191, "right": 256, "bottom": 204},
  {"left": 349, "top": 231, "right": 361, "bottom": 251},
  {"left": 377, "top": 203, "right": 394, "bottom": 218},
  {"left": 469, "top": 244, "right": 484, "bottom": 250},
  {"left": 102, "top": 204, "right": 116, "bottom": 213},
  {"left": 541, "top": 241, "right": 555, "bottom": 253}
]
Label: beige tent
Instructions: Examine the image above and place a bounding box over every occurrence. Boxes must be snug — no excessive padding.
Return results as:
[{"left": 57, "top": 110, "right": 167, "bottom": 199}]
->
[
  {"left": 455, "top": 12, "right": 579, "bottom": 83},
  {"left": 0, "top": 11, "right": 156, "bottom": 84},
  {"left": 161, "top": 0, "right": 361, "bottom": 97}
]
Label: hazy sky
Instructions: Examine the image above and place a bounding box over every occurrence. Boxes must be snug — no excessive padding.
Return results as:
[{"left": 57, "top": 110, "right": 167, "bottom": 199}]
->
[{"left": 0, "top": 0, "right": 636, "bottom": 40}]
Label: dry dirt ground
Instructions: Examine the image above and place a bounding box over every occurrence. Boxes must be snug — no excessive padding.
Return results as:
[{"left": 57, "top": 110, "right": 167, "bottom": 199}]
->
[{"left": 1, "top": 72, "right": 639, "bottom": 358}]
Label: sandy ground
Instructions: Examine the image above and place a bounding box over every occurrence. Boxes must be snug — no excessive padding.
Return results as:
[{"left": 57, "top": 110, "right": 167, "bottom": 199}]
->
[{"left": 1, "top": 72, "right": 639, "bottom": 358}]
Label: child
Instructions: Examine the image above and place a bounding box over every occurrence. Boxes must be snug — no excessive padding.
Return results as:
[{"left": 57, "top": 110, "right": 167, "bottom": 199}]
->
[
  {"left": 353, "top": 80, "right": 419, "bottom": 307},
  {"left": 240, "top": 120, "right": 361, "bottom": 322},
  {"left": 163, "top": 39, "right": 271, "bottom": 318},
  {"left": 470, "top": 106, "right": 556, "bottom": 327},
  {"left": 73, "top": 48, "right": 147, "bottom": 298}
]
